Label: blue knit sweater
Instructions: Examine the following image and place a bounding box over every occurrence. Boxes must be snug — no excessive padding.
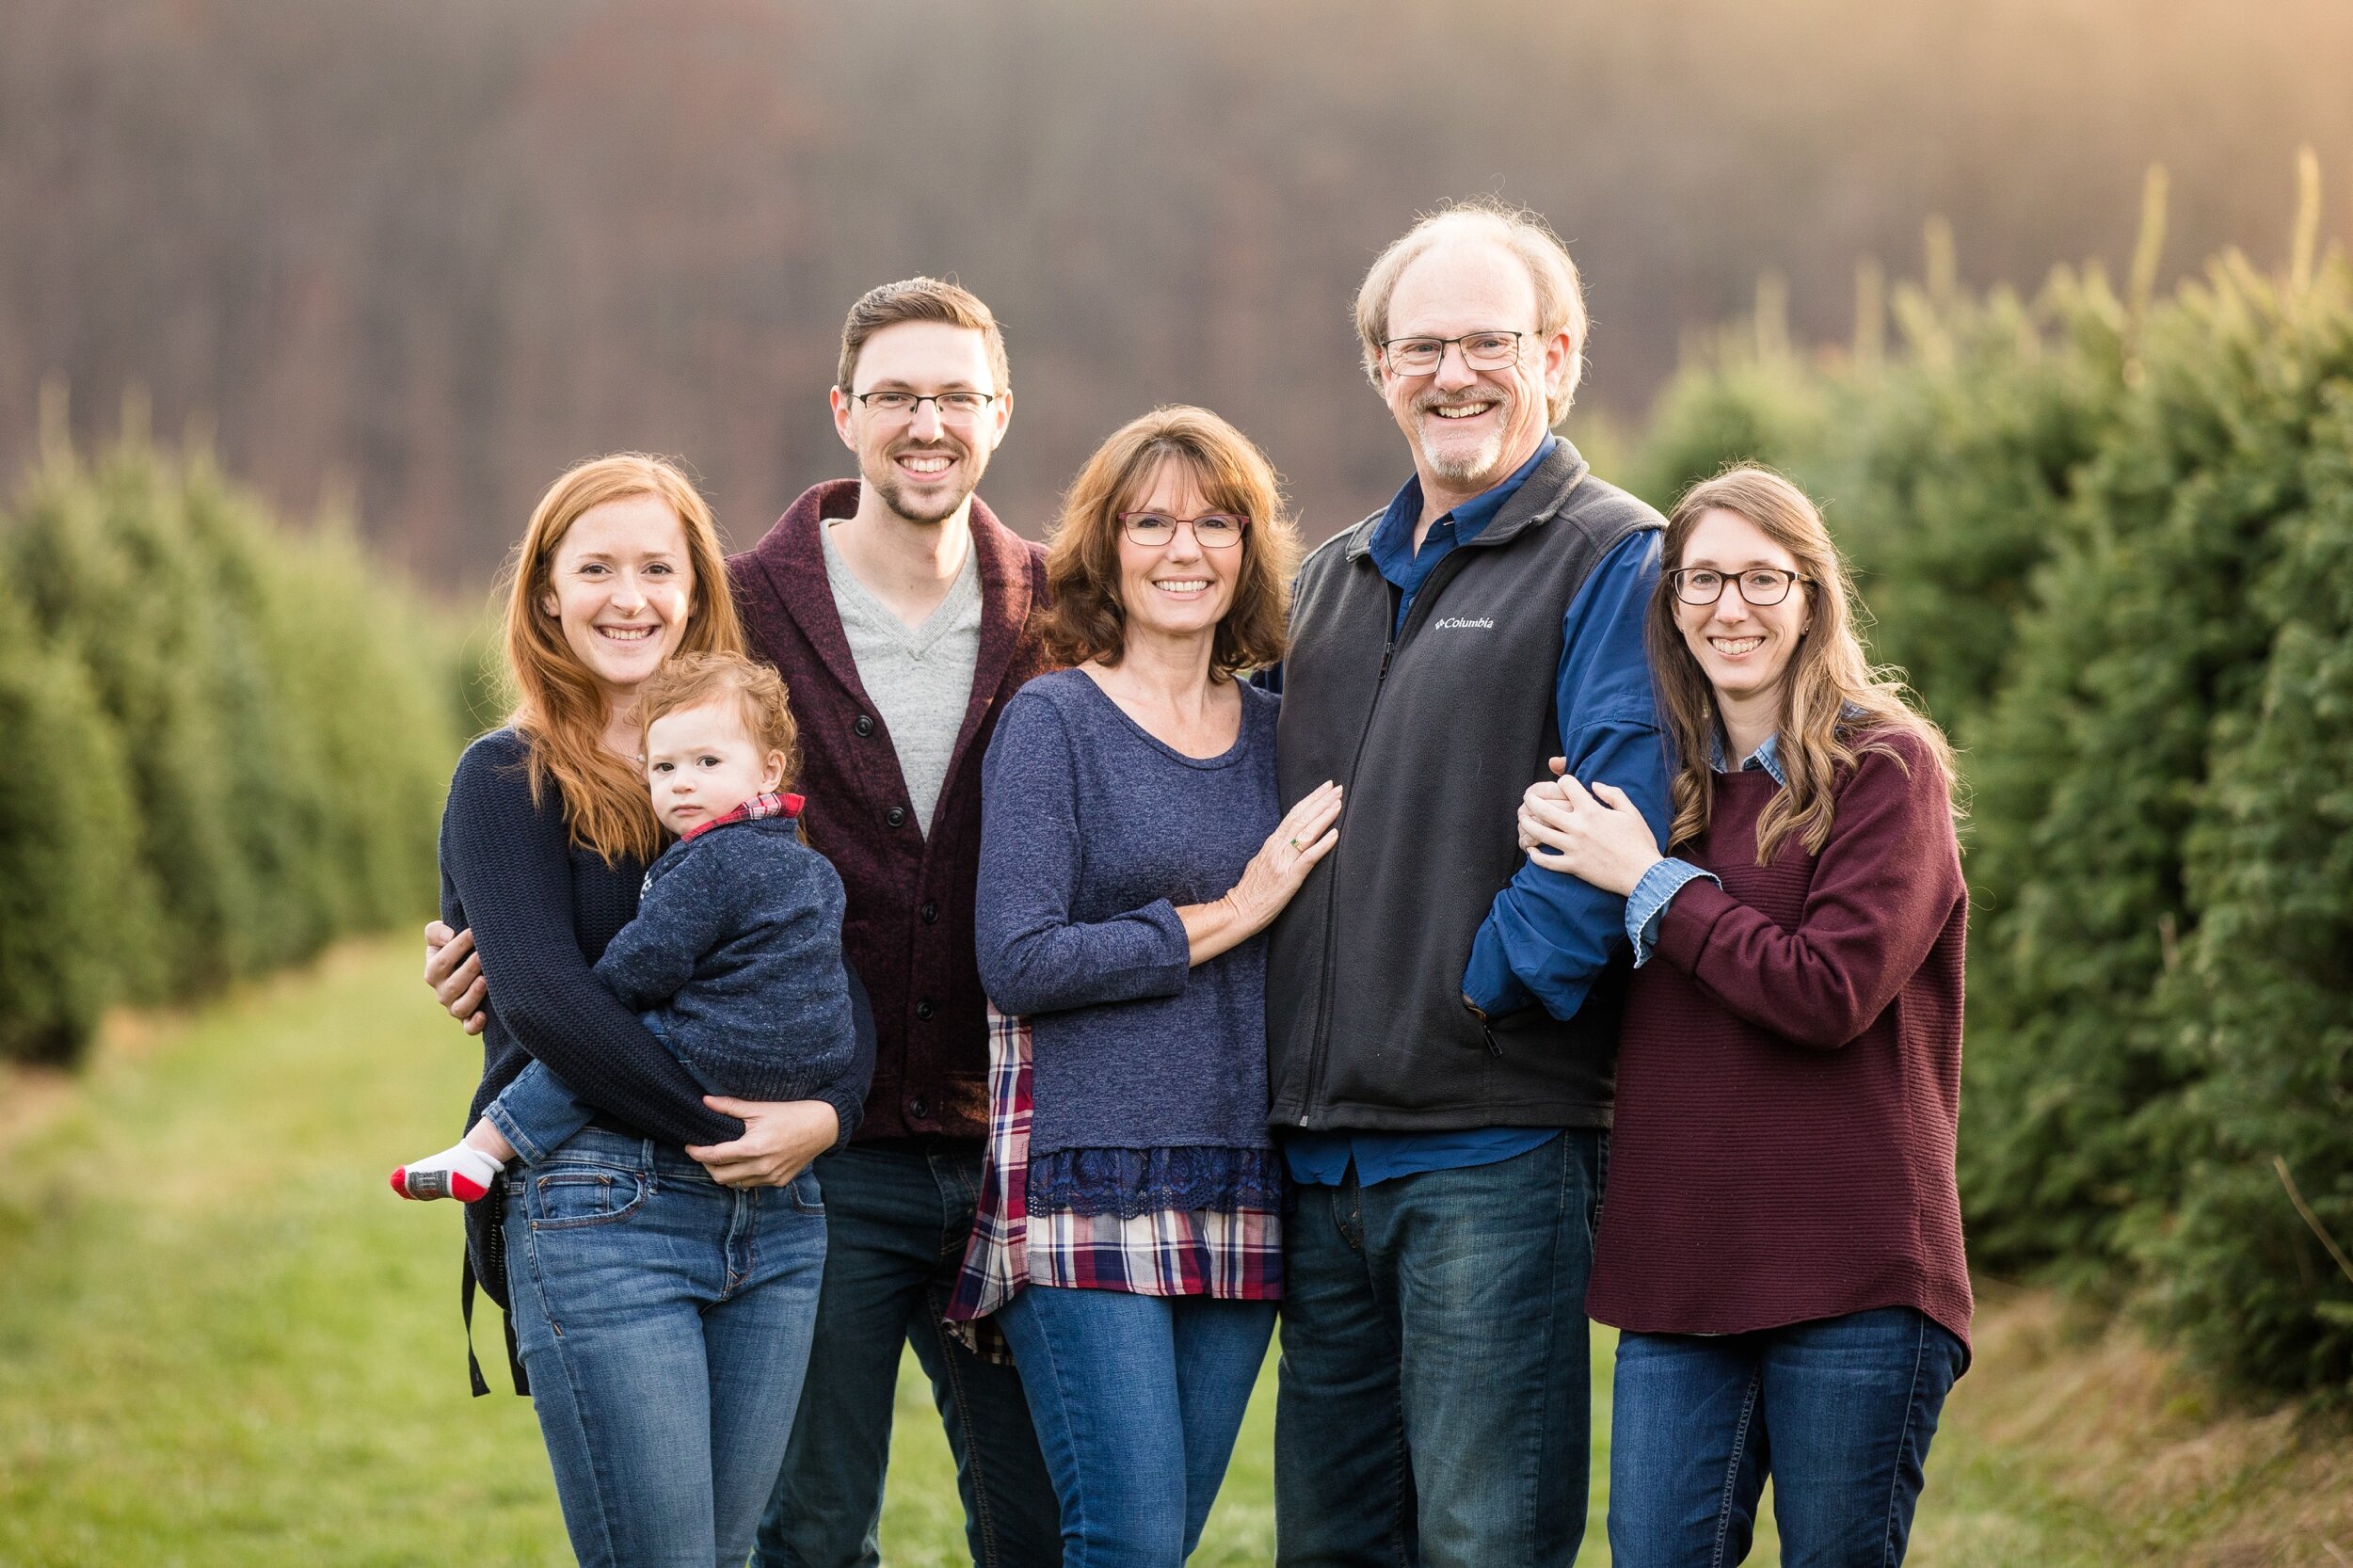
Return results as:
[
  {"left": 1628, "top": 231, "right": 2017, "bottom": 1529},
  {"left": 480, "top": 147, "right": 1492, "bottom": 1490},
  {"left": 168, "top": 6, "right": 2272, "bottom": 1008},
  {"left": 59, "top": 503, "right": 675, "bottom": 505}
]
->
[
  {"left": 975, "top": 670, "right": 1280, "bottom": 1163},
  {"left": 595, "top": 809, "right": 861, "bottom": 1106}
]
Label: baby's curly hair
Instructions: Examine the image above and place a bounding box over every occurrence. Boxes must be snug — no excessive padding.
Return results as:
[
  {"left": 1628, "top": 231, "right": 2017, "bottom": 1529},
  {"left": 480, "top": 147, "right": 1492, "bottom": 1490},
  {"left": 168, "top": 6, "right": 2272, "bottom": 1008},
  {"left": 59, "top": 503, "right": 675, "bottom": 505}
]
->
[{"left": 631, "top": 651, "right": 801, "bottom": 790}]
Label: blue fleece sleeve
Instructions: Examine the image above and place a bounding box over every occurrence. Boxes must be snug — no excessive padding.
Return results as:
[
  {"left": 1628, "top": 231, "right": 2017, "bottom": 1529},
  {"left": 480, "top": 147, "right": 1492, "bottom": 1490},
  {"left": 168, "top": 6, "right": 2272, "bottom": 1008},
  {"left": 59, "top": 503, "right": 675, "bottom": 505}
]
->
[{"left": 1463, "top": 530, "right": 1673, "bottom": 1019}]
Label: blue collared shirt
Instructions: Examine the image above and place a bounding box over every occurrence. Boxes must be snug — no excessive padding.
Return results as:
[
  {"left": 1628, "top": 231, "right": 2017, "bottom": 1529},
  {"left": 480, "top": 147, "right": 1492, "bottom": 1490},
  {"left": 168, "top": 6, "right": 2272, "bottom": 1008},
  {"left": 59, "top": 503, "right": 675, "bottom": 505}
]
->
[
  {"left": 1620, "top": 731, "right": 1783, "bottom": 965},
  {"left": 1367, "top": 435, "right": 1557, "bottom": 633},
  {"left": 1285, "top": 437, "right": 1671, "bottom": 1189}
]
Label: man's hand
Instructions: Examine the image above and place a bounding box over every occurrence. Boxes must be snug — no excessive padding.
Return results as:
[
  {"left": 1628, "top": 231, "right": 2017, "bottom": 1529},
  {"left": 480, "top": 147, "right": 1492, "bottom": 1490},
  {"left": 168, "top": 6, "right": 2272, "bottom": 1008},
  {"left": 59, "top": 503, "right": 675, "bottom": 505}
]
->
[
  {"left": 424, "top": 920, "right": 488, "bottom": 1035},
  {"left": 687, "top": 1097, "right": 840, "bottom": 1189}
]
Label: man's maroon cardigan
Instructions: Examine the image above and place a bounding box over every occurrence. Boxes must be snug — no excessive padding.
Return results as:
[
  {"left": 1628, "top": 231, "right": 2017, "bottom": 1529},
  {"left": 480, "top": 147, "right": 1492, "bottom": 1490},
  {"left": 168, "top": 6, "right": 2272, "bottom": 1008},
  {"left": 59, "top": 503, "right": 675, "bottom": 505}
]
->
[{"left": 729, "top": 480, "right": 1053, "bottom": 1142}]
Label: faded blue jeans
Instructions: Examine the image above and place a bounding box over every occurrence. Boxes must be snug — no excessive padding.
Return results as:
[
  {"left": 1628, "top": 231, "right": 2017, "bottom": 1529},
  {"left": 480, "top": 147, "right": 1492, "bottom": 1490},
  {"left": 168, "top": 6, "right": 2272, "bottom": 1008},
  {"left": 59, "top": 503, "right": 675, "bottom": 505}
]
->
[
  {"left": 500, "top": 1127, "right": 827, "bottom": 1568},
  {"left": 998, "top": 1284, "right": 1277, "bottom": 1568},
  {"left": 1274, "top": 1131, "right": 1608, "bottom": 1568},
  {"left": 1608, "top": 1306, "right": 1967, "bottom": 1568},
  {"left": 486, "top": 1015, "right": 713, "bottom": 1167}
]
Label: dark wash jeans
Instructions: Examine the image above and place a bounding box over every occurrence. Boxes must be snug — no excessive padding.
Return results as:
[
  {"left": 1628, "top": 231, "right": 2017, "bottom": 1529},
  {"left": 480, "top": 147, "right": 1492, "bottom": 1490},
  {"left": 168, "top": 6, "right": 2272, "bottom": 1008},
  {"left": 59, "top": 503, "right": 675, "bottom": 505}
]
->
[
  {"left": 1608, "top": 1307, "right": 1967, "bottom": 1568},
  {"left": 1274, "top": 1130, "right": 1608, "bottom": 1568},
  {"left": 753, "top": 1141, "right": 1062, "bottom": 1568},
  {"left": 500, "top": 1128, "right": 827, "bottom": 1568}
]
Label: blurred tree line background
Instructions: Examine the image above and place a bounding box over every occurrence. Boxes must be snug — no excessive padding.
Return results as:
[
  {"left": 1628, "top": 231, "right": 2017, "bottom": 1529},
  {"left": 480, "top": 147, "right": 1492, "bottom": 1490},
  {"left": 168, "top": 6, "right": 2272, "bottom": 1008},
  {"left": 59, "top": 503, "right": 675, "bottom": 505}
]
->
[
  {"left": 0, "top": 405, "right": 464, "bottom": 1067},
  {"left": 5, "top": 0, "right": 2352, "bottom": 577}
]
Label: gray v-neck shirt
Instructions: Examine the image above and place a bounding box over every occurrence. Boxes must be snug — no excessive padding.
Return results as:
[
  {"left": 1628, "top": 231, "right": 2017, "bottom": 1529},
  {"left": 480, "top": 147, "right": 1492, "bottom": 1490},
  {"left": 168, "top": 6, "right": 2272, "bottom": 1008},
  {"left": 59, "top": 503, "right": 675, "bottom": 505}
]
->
[{"left": 821, "top": 521, "right": 983, "bottom": 837}]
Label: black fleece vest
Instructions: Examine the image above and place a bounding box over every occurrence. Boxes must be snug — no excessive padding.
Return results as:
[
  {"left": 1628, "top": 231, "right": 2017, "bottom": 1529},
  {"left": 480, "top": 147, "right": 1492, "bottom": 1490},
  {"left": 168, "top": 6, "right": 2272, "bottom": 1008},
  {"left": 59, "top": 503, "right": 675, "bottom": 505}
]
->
[{"left": 1267, "top": 440, "right": 1662, "bottom": 1132}]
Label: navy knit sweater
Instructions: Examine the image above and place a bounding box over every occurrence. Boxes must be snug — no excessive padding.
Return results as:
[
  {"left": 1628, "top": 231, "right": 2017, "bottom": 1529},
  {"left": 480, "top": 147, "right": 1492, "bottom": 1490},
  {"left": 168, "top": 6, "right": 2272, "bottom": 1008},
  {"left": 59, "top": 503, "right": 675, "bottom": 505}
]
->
[
  {"left": 444, "top": 729, "right": 872, "bottom": 1318},
  {"left": 596, "top": 810, "right": 861, "bottom": 1106}
]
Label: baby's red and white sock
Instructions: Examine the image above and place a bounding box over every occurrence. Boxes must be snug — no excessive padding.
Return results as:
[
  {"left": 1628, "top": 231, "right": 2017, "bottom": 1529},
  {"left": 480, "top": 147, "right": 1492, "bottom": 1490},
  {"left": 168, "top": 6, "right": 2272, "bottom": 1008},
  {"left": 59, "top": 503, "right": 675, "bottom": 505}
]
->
[{"left": 391, "top": 1142, "right": 506, "bottom": 1203}]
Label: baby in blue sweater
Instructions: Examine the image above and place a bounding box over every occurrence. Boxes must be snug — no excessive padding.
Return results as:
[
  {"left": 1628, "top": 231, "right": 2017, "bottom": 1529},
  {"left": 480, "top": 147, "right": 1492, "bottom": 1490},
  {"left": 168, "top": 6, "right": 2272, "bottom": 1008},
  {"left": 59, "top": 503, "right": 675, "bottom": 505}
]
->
[{"left": 393, "top": 652, "right": 864, "bottom": 1202}]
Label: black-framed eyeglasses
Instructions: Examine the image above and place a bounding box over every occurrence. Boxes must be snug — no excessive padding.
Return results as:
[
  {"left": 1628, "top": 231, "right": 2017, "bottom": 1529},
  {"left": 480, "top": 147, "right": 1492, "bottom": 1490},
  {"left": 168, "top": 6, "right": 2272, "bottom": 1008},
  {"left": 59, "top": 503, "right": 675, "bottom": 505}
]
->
[
  {"left": 1379, "top": 330, "right": 1529, "bottom": 377},
  {"left": 1116, "top": 511, "right": 1249, "bottom": 550},
  {"left": 1669, "top": 568, "right": 1807, "bottom": 607},
  {"left": 845, "top": 389, "right": 1000, "bottom": 423}
]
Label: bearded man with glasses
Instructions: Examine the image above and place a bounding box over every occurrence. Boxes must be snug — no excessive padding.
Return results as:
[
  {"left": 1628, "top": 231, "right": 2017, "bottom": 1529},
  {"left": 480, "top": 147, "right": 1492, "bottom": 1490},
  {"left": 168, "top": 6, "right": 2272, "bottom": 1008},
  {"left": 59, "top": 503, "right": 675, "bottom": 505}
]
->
[
  {"left": 730, "top": 279, "right": 1067, "bottom": 1567},
  {"left": 1263, "top": 200, "right": 1673, "bottom": 1566}
]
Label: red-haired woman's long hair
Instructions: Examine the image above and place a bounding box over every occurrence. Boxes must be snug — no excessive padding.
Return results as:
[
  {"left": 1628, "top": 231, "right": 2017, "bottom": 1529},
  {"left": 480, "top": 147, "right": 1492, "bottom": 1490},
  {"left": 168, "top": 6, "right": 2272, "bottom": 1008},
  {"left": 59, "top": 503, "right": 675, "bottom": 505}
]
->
[{"left": 500, "top": 454, "right": 744, "bottom": 865}]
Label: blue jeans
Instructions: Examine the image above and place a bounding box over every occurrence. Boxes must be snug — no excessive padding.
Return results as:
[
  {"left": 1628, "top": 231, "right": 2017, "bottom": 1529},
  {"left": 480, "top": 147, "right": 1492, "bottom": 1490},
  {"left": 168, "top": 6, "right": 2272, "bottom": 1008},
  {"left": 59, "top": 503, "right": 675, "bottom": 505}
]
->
[
  {"left": 1274, "top": 1131, "right": 1607, "bottom": 1568},
  {"left": 754, "top": 1142, "right": 1062, "bottom": 1568},
  {"left": 487, "top": 1016, "right": 711, "bottom": 1166},
  {"left": 500, "top": 1127, "right": 827, "bottom": 1568},
  {"left": 1608, "top": 1307, "right": 1968, "bottom": 1568},
  {"left": 998, "top": 1284, "right": 1277, "bottom": 1568}
]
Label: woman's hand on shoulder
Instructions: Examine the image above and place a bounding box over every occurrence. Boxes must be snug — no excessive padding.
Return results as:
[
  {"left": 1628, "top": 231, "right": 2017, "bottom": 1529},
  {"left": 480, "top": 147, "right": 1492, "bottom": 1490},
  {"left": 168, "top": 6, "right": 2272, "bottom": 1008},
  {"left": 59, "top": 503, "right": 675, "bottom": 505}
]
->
[
  {"left": 1517, "top": 771, "right": 1662, "bottom": 898},
  {"left": 1180, "top": 780, "right": 1343, "bottom": 964},
  {"left": 686, "top": 1096, "right": 840, "bottom": 1188}
]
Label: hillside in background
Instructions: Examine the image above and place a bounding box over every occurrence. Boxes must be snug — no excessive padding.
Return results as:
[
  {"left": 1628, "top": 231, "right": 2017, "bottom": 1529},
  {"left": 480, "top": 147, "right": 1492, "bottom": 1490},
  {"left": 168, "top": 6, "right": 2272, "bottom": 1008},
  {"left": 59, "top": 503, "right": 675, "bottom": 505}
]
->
[{"left": 5, "top": 0, "right": 2352, "bottom": 580}]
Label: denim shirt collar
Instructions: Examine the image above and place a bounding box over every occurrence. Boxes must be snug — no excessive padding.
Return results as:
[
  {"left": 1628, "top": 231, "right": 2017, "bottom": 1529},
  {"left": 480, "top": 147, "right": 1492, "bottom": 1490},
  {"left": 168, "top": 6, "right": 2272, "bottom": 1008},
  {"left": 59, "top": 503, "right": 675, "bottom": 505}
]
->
[
  {"left": 1368, "top": 433, "right": 1559, "bottom": 581},
  {"left": 1708, "top": 729, "right": 1786, "bottom": 786}
]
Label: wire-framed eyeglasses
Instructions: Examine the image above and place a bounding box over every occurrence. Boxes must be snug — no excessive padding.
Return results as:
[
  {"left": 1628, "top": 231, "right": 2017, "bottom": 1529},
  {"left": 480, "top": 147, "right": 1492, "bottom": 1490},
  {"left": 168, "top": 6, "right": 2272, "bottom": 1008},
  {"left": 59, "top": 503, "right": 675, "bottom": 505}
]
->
[
  {"left": 845, "top": 390, "right": 1000, "bottom": 424},
  {"left": 1379, "top": 330, "right": 1528, "bottom": 377},
  {"left": 1116, "top": 511, "right": 1249, "bottom": 550},
  {"left": 1669, "top": 568, "right": 1807, "bottom": 607}
]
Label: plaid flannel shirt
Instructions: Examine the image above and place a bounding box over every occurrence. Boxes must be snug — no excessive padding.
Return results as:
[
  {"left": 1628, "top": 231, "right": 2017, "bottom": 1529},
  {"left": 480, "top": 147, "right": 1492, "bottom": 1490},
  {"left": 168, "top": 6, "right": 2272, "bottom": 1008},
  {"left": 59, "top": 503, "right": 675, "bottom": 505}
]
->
[
  {"left": 675, "top": 790, "right": 804, "bottom": 845},
  {"left": 946, "top": 1007, "right": 1282, "bottom": 1360}
]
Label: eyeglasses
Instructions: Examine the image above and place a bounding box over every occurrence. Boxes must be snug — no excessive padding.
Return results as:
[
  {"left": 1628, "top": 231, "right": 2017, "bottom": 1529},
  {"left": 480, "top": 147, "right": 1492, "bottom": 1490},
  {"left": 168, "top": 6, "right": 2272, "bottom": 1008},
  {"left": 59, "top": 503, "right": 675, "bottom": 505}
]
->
[
  {"left": 845, "top": 390, "right": 1000, "bottom": 424},
  {"left": 1379, "top": 330, "right": 1528, "bottom": 377},
  {"left": 1669, "top": 568, "right": 1807, "bottom": 607},
  {"left": 1117, "top": 511, "right": 1249, "bottom": 550}
]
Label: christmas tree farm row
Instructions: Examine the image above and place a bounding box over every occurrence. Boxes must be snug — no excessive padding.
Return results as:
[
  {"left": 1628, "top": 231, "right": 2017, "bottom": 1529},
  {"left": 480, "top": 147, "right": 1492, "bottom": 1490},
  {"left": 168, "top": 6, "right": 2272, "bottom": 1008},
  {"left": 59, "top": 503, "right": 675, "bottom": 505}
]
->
[
  {"left": 1619, "top": 163, "right": 2353, "bottom": 1398},
  {"left": 0, "top": 409, "right": 465, "bottom": 1067}
]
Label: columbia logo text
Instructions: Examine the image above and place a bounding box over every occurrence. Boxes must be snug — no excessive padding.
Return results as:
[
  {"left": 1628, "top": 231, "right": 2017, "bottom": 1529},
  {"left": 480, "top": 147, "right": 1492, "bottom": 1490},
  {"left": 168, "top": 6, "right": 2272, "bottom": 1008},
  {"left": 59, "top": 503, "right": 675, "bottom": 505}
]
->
[{"left": 1433, "top": 616, "right": 1495, "bottom": 630}]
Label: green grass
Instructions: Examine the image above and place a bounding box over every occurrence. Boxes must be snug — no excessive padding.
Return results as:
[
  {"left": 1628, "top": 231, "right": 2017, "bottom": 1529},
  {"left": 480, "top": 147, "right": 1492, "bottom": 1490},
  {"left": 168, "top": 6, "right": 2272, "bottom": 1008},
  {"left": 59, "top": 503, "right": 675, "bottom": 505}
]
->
[{"left": 6, "top": 939, "right": 2318, "bottom": 1565}]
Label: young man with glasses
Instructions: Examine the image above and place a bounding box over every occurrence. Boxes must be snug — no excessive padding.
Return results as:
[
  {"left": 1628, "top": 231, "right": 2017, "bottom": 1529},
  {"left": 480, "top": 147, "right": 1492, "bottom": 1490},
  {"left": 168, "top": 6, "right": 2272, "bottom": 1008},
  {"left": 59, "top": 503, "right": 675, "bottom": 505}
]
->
[
  {"left": 734, "top": 278, "right": 1064, "bottom": 1568},
  {"left": 1264, "top": 200, "right": 1673, "bottom": 1566},
  {"left": 424, "top": 278, "right": 1064, "bottom": 1568}
]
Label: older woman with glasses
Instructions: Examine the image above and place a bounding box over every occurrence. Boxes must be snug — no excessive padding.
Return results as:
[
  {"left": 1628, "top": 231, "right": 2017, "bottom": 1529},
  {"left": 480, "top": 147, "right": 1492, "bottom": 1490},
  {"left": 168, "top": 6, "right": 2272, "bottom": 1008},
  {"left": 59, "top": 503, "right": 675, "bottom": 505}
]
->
[{"left": 952, "top": 406, "right": 1335, "bottom": 1568}]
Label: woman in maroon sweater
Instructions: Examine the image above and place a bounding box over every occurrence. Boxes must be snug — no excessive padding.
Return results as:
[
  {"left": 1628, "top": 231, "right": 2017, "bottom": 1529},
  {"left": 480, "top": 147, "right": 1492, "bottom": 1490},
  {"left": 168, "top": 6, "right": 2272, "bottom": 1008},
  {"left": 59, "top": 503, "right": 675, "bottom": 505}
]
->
[{"left": 1516, "top": 466, "right": 1968, "bottom": 1567}]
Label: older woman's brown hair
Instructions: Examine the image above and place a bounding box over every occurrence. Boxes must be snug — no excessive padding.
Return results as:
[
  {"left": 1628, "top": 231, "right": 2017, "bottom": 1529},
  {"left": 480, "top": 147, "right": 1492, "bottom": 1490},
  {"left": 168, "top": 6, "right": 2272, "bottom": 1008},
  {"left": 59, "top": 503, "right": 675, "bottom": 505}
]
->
[{"left": 1040, "top": 406, "right": 1299, "bottom": 680}]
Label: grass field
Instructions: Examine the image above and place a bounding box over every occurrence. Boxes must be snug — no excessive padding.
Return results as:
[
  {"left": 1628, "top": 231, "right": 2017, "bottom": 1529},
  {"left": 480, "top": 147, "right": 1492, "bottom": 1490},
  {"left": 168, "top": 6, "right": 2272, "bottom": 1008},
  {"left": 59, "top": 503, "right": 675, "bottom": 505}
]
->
[{"left": 2, "top": 940, "right": 2345, "bottom": 1565}]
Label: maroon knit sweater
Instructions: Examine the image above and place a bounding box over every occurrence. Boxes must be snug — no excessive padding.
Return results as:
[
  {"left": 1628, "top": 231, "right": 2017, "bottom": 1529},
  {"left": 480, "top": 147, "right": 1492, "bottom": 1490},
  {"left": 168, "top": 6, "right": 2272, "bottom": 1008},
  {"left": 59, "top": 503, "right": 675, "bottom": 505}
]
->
[{"left": 1585, "top": 728, "right": 1973, "bottom": 1352}]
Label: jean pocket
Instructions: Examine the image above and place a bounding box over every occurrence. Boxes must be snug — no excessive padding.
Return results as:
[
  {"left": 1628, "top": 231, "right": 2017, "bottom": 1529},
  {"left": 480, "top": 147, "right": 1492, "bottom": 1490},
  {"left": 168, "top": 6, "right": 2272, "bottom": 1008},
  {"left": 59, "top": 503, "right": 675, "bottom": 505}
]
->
[
  {"left": 531, "top": 1167, "right": 650, "bottom": 1230},
  {"left": 788, "top": 1167, "right": 824, "bottom": 1215}
]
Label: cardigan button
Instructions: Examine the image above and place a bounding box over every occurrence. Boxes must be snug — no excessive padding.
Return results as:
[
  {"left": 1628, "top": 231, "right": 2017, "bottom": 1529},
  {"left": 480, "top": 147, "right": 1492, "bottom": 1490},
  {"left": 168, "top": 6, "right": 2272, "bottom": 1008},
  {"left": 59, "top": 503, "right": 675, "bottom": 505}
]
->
[
  {"left": 920, "top": 902, "right": 938, "bottom": 924},
  {"left": 909, "top": 1096, "right": 929, "bottom": 1119},
  {"left": 887, "top": 806, "right": 907, "bottom": 827},
  {"left": 915, "top": 999, "right": 936, "bottom": 1020},
  {"left": 853, "top": 713, "right": 875, "bottom": 737}
]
